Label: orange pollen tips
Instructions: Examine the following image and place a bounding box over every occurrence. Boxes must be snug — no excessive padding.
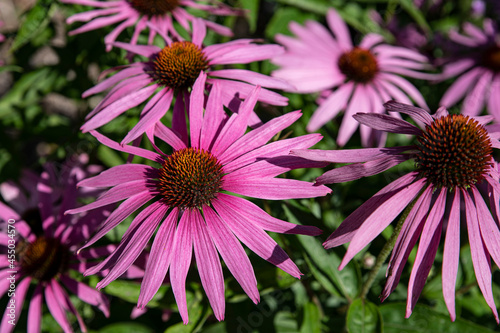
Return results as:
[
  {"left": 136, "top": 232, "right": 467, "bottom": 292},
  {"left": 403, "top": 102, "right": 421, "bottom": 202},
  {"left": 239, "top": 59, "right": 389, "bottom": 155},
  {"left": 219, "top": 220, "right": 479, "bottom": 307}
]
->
[
  {"left": 129, "top": 0, "right": 180, "bottom": 16},
  {"left": 18, "top": 236, "right": 70, "bottom": 281},
  {"left": 481, "top": 46, "right": 500, "bottom": 72},
  {"left": 153, "top": 41, "right": 208, "bottom": 89},
  {"left": 416, "top": 115, "right": 493, "bottom": 189},
  {"left": 338, "top": 47, "right": 379, "bottom": 83},
  {"left": 157, "top": 147, "right": 224, "bottom": 209}
]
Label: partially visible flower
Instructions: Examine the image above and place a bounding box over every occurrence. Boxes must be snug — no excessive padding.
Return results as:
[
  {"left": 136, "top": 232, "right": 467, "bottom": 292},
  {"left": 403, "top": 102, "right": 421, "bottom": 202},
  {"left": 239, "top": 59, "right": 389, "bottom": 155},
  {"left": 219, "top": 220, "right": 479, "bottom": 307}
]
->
[
  {"left": 81, "top": 19, "right": 291, "bottom": 144},
  {"left": 292, "top": 101, "right": 500, "bottom": 322},
  {"left": 0, "top": 160, "right": 112, "bottom": 332},
  {"left": 67, "top": 79, "right": 331, "bottom": 324},
  {"left": 440, "top": 20, "right": 500, "bottom": 121},
  {"left": 62, "top": 0, "right": 241, "bottom": 51},
  {"left": 272, "top": 8, "right": 433, "bottom": 147}
]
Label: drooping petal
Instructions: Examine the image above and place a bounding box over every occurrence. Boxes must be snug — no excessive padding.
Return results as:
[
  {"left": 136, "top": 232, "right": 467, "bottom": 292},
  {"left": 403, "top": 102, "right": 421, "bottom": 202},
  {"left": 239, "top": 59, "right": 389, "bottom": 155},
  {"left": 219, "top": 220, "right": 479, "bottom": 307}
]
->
[
  {"left": 213, "top": 195, "right": 302, "bottom": 278},
  {"left": 406, "top": 188, "right": 447, "bottom": 317},
  {"left": 339, "top": 178, "right": 425, "bottom": 270},
  {"left": 442, "top": 190, "right": 461, "bottom": 321},
  {"left": 138, "top": 208, "right": 178, "bottom": 308},
  {"left": 170, "top": 210, "right": 194, "bottom": 324},
  {"left": 192, "top": 209, "right": 225, "bottom": 321},
  {"left": 463, "top": 189, "right": 499, "bottom": 323},
  {"left": 204, "top": 206, "right": 260, "bottom": 303},
  {"left": 323, "top": 172, "right": 418, "bottom": 249}
]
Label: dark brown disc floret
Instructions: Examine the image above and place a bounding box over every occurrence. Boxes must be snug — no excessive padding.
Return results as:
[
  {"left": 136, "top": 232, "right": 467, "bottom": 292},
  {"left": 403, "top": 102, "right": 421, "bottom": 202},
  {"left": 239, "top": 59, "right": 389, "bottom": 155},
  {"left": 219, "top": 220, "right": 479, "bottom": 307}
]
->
[
  {"left": 153, "top": 41, "right": 209, "bottom": 89},
  {"left": 415, "top": 114, "right": 493, "bottom": 189},
  {"left": 129, "top": 0, "right": 180, "bottom": 16},
  {"left": 481, "top": 45, "right": 500, "bottom": 72},
  {"left": 18, "top": 236, "right": 70, "bottom": 281},
  {"left": 337, "top": 47, "right": 379, "bottom": 83},
  {"left": 157, "top": 147, "right": 224, "bottom": 209}
]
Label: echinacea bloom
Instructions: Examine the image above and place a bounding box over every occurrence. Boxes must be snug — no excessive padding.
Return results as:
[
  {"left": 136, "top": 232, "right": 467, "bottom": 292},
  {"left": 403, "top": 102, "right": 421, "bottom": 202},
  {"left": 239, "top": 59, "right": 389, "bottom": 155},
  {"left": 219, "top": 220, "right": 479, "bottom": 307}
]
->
[
  {"left": 0, "top": 161, "right": 112, "bottom": 333},
  {"left": 440, "top": 19, "right": 500, "bottom": 121},
  {"left": 81, "top": 19, "right": 291, "bottom": 144},
  {"left": 272, "top": 8, "right": 433, "bottom": 147},
  {"left": 66, "top": 77, "right": 331, "bottom": 324},
  {"left": 62, "top": 0, "right": 240, "bottom": 51},
  {"left": 292, "top": 101, "right": 500, "bottom": 322}
]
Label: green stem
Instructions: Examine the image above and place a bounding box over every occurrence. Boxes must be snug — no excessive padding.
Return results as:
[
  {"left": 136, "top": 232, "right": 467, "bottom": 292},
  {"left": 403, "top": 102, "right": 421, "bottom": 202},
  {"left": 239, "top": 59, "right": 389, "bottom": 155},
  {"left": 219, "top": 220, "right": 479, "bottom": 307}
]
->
[{"left": 359, "top": 196, "right": 419, "bottom": 300}]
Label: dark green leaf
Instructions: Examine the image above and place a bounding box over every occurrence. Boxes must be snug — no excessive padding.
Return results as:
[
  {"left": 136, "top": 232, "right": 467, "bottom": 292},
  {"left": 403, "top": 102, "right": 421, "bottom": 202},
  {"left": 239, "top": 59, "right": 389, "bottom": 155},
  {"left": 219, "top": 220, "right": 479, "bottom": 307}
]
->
[
  {"left": 380, "top": 303, "right": 496, "bottom": 333},
  {"left": 300, "top": 302, "right": 322, "bottom": 333},
  {"left": 346, "top": 298, "right": 383, "bottom": 333}
]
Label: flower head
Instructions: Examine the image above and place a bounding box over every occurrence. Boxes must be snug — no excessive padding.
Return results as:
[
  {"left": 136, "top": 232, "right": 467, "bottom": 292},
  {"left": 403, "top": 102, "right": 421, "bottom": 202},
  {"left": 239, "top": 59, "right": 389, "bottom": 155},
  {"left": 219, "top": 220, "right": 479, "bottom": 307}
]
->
[
  {"left": 272, "top": 8, "right": 434, "bottom": 147},
  {"left": 292, "top": 101, "right": 500, "bottom": 322},
  {"left": 62, "top": 0, "right": 241, "bottom": 51},
  {"left": 81, "top": 19, "right": 291, "bottom": 144},
  {"left": 67, "top": 79, "right": 331, "bottom": 324},
  {"left": 0, "top": 159, "right": 112, "bottom": 333},
  {"left": 440, "top": 20, "right": 500, "bottom": 121}
]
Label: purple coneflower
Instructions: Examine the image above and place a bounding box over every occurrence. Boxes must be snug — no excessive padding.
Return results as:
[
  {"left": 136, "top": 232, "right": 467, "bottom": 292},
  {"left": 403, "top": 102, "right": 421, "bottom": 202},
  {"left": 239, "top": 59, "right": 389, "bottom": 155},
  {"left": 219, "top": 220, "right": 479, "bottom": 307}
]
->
[
  {"left": 271, "top": 8, "right": 433, "bottom": 147},
  {"left": 66, "top": 77, "right": 331, "bottom": 324},
  {"left": 440, "top": 20, "right": 500, "bottom": 121},
  {"left": 0, "top": 161, "right": 112, "bottom": 333},
  {"left": 292, "top": 101, "right": 500, "bottom": 322},
  {"left": 62, "top": 0, "right": 240, "bottom": 51},
  {"left": 81, "top": 19, "right": 291, "bottom": 144}
]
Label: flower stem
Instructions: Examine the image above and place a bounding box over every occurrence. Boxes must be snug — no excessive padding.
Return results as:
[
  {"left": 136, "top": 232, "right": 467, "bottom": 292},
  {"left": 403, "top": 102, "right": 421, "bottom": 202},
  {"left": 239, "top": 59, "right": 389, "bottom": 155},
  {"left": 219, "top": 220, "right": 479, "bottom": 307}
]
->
[{"left": 359, "top": 198, "right": 418, "bottom": 300}]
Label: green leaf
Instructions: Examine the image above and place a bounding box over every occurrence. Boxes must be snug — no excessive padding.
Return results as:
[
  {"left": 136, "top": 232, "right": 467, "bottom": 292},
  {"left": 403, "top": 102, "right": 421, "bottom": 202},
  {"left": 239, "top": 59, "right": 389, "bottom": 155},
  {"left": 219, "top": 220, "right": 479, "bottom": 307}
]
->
[
  {"left": 239, "top": 0, "right": 259, "bottom": 33},
  {"left": 346, "top": 299, "right": 383, "bottom": 333},
  {"left": 380, "top": 303, "right": 496, "bottom": 333},
  {"left": 300, "top": 302, "right": 322, "bottom": 333},
  {"left": 275, "top": 311, "right": 300, "bottom": 333},
  {"left": 283, "top": 205, "right": 360, "bottom": 300},
  {"left": 163, "top": 298, "right": 207, "bottom": 333},
  {"left": 97, "top": 144, "right": 127, "bottom": 167},
  {"left": 399, "top": 0, "right": 431, "bottom": 34},
  {"left": 103, "top": 280, "right": 168, "bottom": 307},
  {"left": 265, "top": 7, "right": 317, "bottom": 40},
  {"left": 11, "top": 0, "right": 57, "bottom": 52},
  {"left": 98, "top": 323, "right": 155, "bottom": 333}
]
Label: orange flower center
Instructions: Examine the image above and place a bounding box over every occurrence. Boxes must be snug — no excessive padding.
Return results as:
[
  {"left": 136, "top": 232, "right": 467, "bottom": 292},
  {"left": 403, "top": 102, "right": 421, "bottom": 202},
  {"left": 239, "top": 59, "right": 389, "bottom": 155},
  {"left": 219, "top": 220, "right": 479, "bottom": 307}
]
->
[
  {"left": 416, "top": 115, "right": 492, "bottom": 189},
  {"left": 157, "top": 147, "right": 224, "bottom": 209},
  {"left": 128, "top": 0, "right": 180, "bottom": 16},
  {"left": 153, "top": 41, "right": 209, "bottom": 89},
  {"left": 18, "top": 236, "right": 70, "bottom": 281},
  {"left": 338, "top": 47, "right": 379, "bottom": 83}
]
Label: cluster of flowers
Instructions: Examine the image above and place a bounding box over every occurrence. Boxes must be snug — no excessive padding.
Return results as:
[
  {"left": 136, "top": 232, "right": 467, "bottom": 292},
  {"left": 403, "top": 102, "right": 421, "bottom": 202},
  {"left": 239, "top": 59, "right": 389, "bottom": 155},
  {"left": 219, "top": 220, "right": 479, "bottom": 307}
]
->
[{"left": 2, "top": 0, "right": 500, "bottom": 331}]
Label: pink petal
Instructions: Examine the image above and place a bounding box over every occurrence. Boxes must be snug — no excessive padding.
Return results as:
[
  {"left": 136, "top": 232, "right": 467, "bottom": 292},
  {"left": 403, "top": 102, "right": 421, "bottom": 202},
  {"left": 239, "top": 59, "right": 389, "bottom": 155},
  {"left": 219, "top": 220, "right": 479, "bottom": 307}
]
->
[
  {"left": 353, "top": 113, "right": 422, "bottom": 135},
  {"left": 0, "top": 277, "right": 30, "bottom": 332},
  {"left": 213, "top": 195, "right": 302, "bottom": 278},
  {"left": 463, "top": 189, "right": 499, "bottom": 323},
  {"left": 383, "top": 100, "right": 433, "bottom": 126},
  {"left": 210, "top": 69, "right": 293, "bottom": 90},
  {"left": 217, "top": 194, "right": 321, "bottom": 235},
  {"left": 138, "top": 208, "right": 178, "bottom": 308},
  {"left": 440, "top": 68, "right": 484, "bottom": 107},
  {"left": 406, "top": 188, "right": 446, "bottom": 317},
  {"left": 192, "top": 209, "right": 225, "bottom": 321},
  {"left": 27, "top": 285, "right": 43, "bottom": 333},
  {"left": 337, "top": 85, "right": 367, "bottom": 147},
  {"left": 381, "top": 186, "right": 433, "bottom": 301},
  {"left": 461, "top": 70, "right": 492, "bottom": 116},
  {"left": 339, "top": 178, "right": 425, "bottom": 270},
  {"left": 307, "top": 82, "right": 354, "bottom": 132},
  {"left": 442, "top": 190, "right": 461, "bottom": 321},
  {"left": 189, "top": 72, "right": 208, "bottom": 149},
  {"left": 326, "top": 9, "right": 352, "bottom": 50},
  {"left": 317, "top": 154, "right": 410, "bottom": 183},
  {"left": 324, "top": 172, "right": 418, "bottom": 249},
  {"left": 222, "top": 177, "right": 331, "bottom": 200},
  {"left": 170, "top": 210, "right": 194, "bottom": 324}
]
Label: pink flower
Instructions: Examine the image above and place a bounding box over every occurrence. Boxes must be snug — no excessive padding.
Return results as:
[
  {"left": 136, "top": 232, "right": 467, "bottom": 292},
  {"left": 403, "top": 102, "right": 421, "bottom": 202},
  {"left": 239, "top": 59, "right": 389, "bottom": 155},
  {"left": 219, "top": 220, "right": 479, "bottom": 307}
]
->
[
  {"left": 66, "top": 78, "right": 331, "bottom": 324},
  {"left": 0, "top": 161, "right": 112, "bottom": 333},
  {"left": 81, "top": 19, "right": 292, "bottom": 144},
  {"left": 272, "top": 9, "right": 433, "bottom": 147},
  {"left": 439, "top": 20, "right": 500, "bottom": 121},
  {"left": 292, "top": 101, "right": 500, "bottom": 322},
  {"left": 62, "top": 0, "right": 241, "bottom": 51}
]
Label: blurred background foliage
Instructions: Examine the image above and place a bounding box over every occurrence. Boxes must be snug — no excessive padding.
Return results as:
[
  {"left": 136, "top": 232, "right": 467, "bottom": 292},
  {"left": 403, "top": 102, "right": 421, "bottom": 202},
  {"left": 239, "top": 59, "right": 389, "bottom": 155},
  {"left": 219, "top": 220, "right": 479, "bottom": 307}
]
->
[{"left": 1, "top": 0, "right": 500, "bottom": 332}]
